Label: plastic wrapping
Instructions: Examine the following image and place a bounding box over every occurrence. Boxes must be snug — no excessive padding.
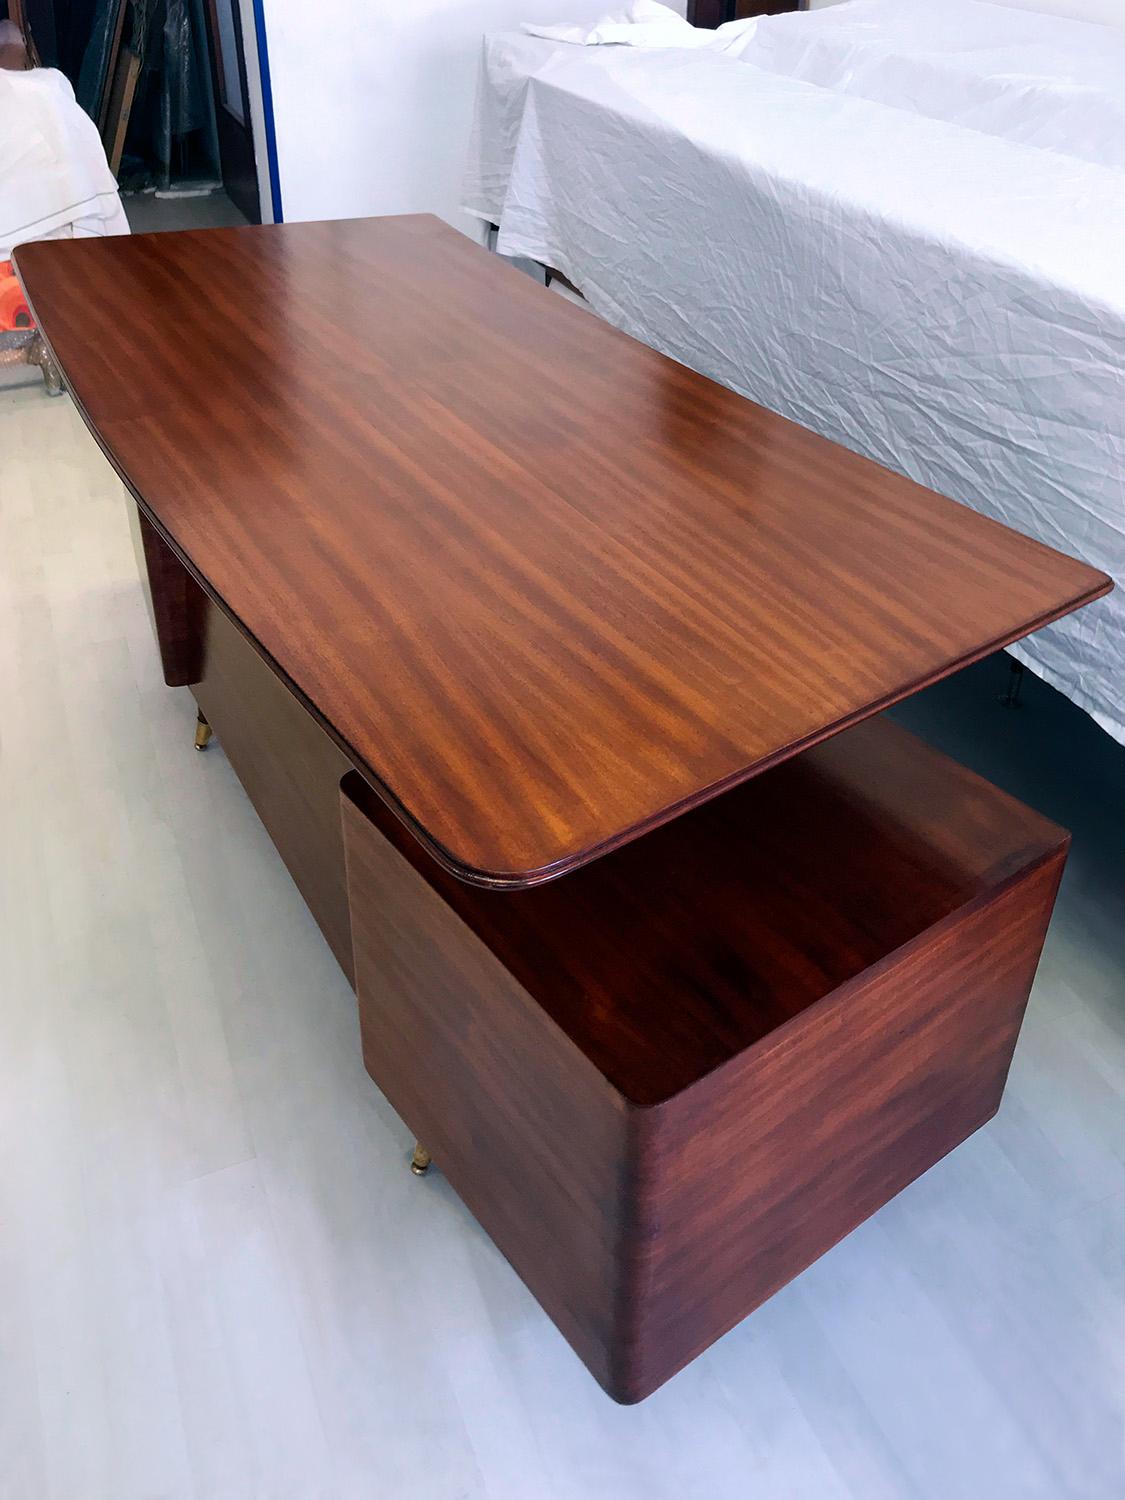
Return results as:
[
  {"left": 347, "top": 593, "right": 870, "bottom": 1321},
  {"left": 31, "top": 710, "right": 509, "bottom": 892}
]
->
[
  {"left": 150, "top": 0, "right": 218, "bottom": 185},
  {"left": 97, "top": 0, "right": 221, "bottom": 189},
  {"left": 75, "top": 0, "right": 121, "bottom": 119}
]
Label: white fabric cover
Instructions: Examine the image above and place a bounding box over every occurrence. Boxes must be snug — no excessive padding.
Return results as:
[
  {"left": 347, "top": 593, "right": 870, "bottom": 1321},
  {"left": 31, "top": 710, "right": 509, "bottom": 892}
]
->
[
  {"left": 463, "top": 6, "right": 1125, "bottom": 745},
  {"left": 522, "top": 0, "right": 706, "bottom": 48},
  {"left": 1, "top": 66, "right": 130, "bottom": 261},
  {"left": 722, "top": 0, "right": 1125, "bottom": 172},
  {"left": 990, "top": 1, "right": 1125, "bottom": 26}
]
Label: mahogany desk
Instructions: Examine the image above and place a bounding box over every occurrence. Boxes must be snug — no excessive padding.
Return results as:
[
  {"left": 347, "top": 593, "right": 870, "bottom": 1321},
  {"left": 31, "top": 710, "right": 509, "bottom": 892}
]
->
[{"left": 15, "top": 217, "right": 1111, "bottom": 1402}]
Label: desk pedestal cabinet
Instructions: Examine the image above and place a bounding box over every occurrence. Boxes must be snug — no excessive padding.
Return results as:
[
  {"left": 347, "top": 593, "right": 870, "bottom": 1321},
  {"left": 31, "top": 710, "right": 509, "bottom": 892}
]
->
[
  {"left": 342, "top": 764, "right": 1063, "bottom": 1404},
  {"left": 148, "top": 519, "right": 1064, "bottom": 1403}
]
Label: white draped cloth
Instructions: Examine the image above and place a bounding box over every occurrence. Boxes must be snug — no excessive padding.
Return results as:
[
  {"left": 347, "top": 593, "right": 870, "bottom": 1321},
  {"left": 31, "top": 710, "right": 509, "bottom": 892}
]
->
[{"left": 1, "top": 65, "right": 129, "bottom": 262}]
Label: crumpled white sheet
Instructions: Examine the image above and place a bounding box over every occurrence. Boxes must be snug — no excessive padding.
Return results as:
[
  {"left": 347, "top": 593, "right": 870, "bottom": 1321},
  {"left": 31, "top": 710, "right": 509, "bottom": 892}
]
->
[
  {"left": 720, "top": 0, "right": 1125, "bottom": 173},
  {"left": 521, "top": 1, "right": 727, "bottom": 49},
  {"left": 1, "top": 65, "right": 129, "bottom": 261},
  {"left": 464, "top": 25, "right": 1125, "bottom": 746},
  {"left": 521, "top": 0, "right": 1125, "bottom": 169}
]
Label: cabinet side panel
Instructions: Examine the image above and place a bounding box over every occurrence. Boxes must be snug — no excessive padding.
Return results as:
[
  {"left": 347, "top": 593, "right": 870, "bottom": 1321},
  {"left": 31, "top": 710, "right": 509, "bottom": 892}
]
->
[
  {"left": 341, "top": 778, "right": 636, "bottom": 1397},
  {"left": 628, "top": 852, "right": 1067, "bottom": 1400},
  {"left": 193, "top": 604, "right": 356, "bottom": 983}
]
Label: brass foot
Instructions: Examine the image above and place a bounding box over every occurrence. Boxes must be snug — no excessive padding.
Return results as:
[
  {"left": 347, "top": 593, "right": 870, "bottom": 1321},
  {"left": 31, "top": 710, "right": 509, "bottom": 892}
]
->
[
  {"left": 410, "top": 1142, "right": 432, "bottom": 1177},
  {"left": 194, "top": 710, "right": 213, "bottom": 751}
]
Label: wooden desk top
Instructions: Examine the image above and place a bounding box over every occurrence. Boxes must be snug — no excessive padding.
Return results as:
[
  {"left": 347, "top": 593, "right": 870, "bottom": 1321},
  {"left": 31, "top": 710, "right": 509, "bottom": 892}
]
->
[{"left": 15, "top": 216, "right": 1110, "bottom": 887}]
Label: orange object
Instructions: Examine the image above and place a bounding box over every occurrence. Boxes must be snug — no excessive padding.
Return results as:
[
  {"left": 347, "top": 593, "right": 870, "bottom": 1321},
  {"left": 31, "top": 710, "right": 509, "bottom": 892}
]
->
[{"left": 0, "top": 260, "right": 32, "bottom": 331}]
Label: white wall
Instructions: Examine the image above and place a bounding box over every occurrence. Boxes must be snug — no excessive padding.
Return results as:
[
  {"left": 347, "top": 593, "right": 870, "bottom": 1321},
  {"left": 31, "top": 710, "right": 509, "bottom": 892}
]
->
[{"left": 262, "top": 0, "right": 684, "bottom": 231}]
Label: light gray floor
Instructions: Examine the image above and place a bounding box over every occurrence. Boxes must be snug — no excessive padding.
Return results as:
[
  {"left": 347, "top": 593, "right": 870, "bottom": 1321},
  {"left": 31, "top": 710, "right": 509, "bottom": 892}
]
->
[
  {"left": 1, "top": 382, "right": 1123, "bottom": 1500},
  {"left": 122, "top": 190, "right": 250, "bottom": 236}
]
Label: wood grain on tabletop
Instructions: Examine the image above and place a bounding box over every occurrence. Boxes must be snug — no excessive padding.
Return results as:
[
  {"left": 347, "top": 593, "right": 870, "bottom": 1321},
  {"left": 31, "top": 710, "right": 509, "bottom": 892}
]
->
[{"left": 14, "top": 217, "right": 1111, "bottom": 886}]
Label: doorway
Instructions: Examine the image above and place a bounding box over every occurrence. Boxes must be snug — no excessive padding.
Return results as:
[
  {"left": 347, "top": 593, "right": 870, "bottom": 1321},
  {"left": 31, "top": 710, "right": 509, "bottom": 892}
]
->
[{"left": 202, "top": 0, "right": 259, "bottom": 222}]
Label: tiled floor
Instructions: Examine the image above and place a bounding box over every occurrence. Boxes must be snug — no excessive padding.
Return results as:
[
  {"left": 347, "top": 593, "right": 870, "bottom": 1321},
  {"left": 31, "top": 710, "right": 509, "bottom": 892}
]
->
[{"left": 1, "top": 380, "right": 1123, "bottom": 1499}]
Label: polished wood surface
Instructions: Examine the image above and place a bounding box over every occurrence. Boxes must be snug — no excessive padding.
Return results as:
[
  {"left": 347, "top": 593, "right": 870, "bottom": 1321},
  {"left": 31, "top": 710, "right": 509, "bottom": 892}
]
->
[
  {"left": 191, "top": 577, "right": 357, "bottom": 984},
  {"left": 14, "top": 218, "right": 1110, "bottom": 887},
  {"left": 630, "top": 853, "right": 1064, "bottom": 1402},
  {"left": 342, "top": 716, "right": 1068, "bottom": 1401},
  {"left": 134, "top": 510, "right": 205, "bottom": 688},
  {"left": 345, "top": 716, "right": 1066, "bottom": 1106}
]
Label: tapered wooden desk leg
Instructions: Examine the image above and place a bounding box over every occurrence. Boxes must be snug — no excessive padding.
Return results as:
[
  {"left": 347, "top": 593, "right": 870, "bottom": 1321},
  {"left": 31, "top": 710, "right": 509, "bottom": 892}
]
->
[
  {"left": 410, "top": 1142, "right": 432, "bottom": 1177},
  {"left": 999, "top": 658, "right": 1025, "bottom": 709},
  {"left": 194, "top": 710, "right": 213, "bottom": 752}
]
